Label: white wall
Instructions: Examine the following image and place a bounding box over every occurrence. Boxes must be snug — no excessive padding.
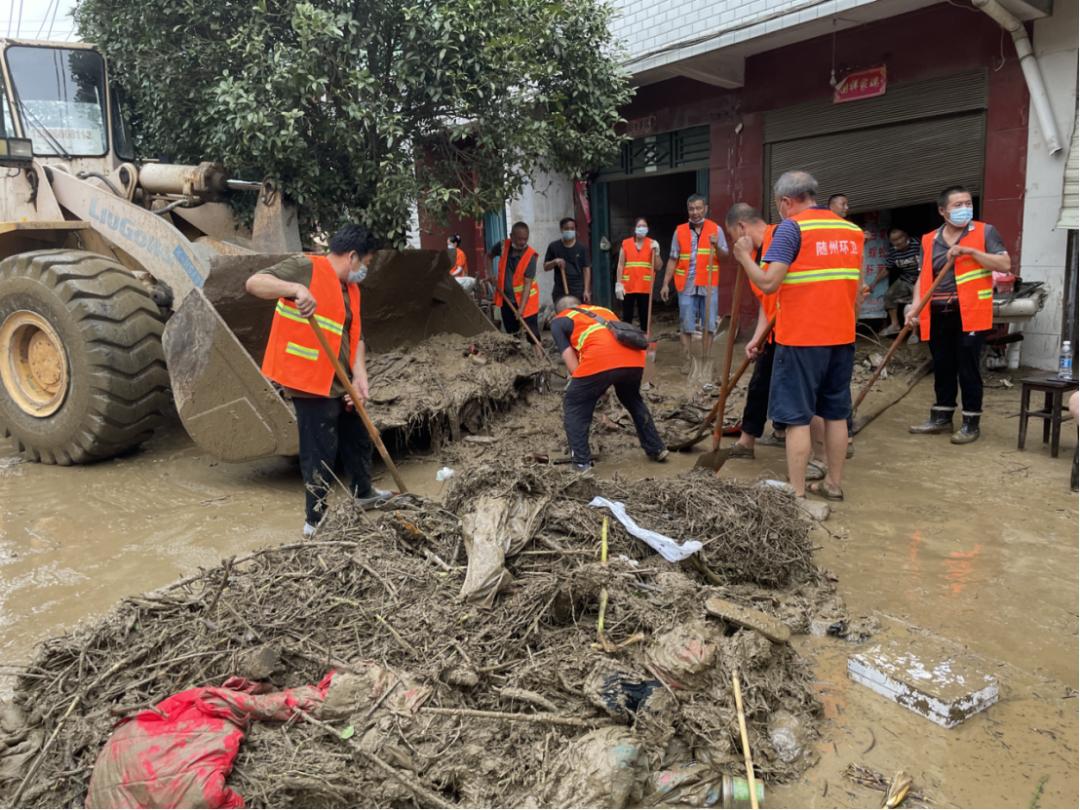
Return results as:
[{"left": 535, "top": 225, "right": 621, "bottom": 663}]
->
[
  {"left": 508, "top": 171, "right": 576, "bottom": 306},
  {"left": 611, "top": 0, "right": 877, "bottom": 74},
  {"left": 1018, "top": 0, "right": 1078, "bottom": 370}
]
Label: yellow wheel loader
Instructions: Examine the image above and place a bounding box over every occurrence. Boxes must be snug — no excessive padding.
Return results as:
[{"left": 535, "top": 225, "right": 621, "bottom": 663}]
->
[{"left": 0, "top": 38, "right": 492, "bottom": 465}]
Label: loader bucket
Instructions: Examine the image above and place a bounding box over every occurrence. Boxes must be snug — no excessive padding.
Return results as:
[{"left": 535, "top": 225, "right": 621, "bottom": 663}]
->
[
  {"left": 162, "top": 248, "right": 497, "bottom": 462},
  {"left": 360, "top": 248, "right": 495, "bottom": 353}
]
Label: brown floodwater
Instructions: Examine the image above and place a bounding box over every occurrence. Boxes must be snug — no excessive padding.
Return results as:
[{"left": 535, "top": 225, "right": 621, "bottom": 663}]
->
[{"left": 1, "top": 339, "right": 1076, "bottom": 808}]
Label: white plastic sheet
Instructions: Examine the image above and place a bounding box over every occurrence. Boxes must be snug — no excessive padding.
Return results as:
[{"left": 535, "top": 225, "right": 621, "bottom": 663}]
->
[{"left": 587, "top": 497, "right": 703, "bottom": 563}]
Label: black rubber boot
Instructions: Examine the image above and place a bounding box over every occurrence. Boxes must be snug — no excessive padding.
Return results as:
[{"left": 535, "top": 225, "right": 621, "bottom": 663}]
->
[
  {"left": 909, "top": 407, "right": 954, "bottom": 435},
  {"left": 951, "top": 412, "right": 981, "bottom": 444},
  {"left": 1071, "top": 445, "right": 1078, "bottom": 493}
]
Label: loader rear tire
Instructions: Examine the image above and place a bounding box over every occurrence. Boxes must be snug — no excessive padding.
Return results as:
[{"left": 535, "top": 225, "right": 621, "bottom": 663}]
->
[{"left": 0, "top": 250, "right": 170, "bottom": 464}]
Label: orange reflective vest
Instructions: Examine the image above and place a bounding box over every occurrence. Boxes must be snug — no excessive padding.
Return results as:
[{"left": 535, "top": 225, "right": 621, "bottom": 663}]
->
[
  {"left": 493, "top": 241, "right": 540, "bottom": 318},
  {"left": 450, "top": 247, "right": 468, "bottom": 277},
  {"left": 621, "top": 237, "right": 655, "bottom": 295},
  {"left": 674, "top": 220, "right": 721, "bottom": 292},
  {"left": 775, "top": 209, "right": 864, "bottom": 347},
  {"left": 260, "top": 255, "right": 361, "bottom": 396},
  {"left": 558, "top": 305, "right": 646, "bottom": 378},
  {"left": 748, "top": 224, "right": 779, "bottom": 343},
  {"left": 918, "top": 222, "right": 993, "bottom": 335}
]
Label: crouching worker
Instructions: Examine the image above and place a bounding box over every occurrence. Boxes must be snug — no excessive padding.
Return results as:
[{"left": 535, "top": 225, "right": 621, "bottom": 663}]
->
[
  {"left": 551, "top": 296, "right": 668, "bottom": 471},
  {"left": 245, "top": 224, "right": 389, "bottom": 538}
]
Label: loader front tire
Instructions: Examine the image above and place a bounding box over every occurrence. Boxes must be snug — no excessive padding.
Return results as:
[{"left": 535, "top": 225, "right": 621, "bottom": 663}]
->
[{"left": 0, "top": 250, "right": 170, "bottom": 464}]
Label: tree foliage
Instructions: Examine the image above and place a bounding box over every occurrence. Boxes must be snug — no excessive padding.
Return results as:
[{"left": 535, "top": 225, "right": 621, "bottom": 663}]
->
[{"left": 76, "top": 0, "right": 631, "bottom": 243}]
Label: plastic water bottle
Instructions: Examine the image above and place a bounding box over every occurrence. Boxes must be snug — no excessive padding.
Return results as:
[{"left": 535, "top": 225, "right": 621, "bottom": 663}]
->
[{"left": 1059, "top": 341, "right": 1074, "bottom": 380}]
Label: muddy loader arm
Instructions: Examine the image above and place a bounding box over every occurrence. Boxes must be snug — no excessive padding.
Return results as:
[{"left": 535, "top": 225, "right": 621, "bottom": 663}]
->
[{"left": 43, "top": 163, "right": 299, "bottom": 461}]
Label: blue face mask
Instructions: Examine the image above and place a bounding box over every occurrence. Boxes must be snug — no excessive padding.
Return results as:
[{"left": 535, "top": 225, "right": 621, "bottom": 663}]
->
[
  {"left": 347, "top": 265, "right": 368, "bottom": 284},
  {"left": 561, "top": 229, "right": 576, "bottom": 241},
  {"left": 948, "top": 206, "right": 973, "bottom": 227},
  {"left": 635, "top": 226, "right": 648, "bottom": 238}
]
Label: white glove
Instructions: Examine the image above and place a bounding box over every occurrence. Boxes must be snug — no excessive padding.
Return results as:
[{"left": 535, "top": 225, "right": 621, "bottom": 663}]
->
[{"left": 614, "top": 282, "right": 625, "bottom": 300}]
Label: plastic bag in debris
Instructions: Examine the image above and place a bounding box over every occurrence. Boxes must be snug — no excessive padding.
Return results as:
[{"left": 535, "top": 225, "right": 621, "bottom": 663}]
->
[
  {"left": 318, "top": 661, "right": 431, "bottom": 720},
  {"left": 541, "top": 726, "right": 649, "bottom": 808},
  {"left": 646, "top": 763, "right": 764, "bottom": 808},
  {"left": 460, "top": 493, "right": 546, "bottom": 607},
  {"left": 85, "top": 675, "right": 332, "bottom": 809},
  {"left": 0, "top": 702, "right": 43, "bottom": 788},
  {"left": 645, "top": 619, "right": 721, "bottom": 689},
  {"left": 587, "top": 497, "right": 703, "bottom": 562},
  {"left": 583, "top": 664, "right": 665, "bottom": 722}
]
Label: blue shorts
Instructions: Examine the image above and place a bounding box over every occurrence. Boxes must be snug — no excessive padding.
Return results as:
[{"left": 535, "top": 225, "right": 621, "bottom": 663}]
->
[
  {"left": 768, "top": 343, "right": 855, "bottom": 426},
  {"left": 678, "top": 288, "right": 719, "bottom": 334}
]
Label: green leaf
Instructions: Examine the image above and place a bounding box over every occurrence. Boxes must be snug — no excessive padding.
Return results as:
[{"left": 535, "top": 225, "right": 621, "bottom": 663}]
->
[{"left": 339, "top": 724, "right": 355, "bottom": 740}]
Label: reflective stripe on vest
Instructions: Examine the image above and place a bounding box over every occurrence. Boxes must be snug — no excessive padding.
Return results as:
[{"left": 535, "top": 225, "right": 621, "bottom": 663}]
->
[
  {"left": 260, "top": 254, "right": 361, "bottom": 396},
  {"left": 775, "top": 209, "right": 863, "bottom": 347},
  {"left": 917, "top": 221, "right": 993, "bottom": 333},
  {"left": 285, "top": 341, "right": 319, "bottom": 361},
  {"left": 559, "top": 305, "right": 646, "bottom": 378},
  {"left": 275, "top": 300, "right": 345, "bottom": 336},
  {"left": 674, "top": 220, "right": 720, "bottom": 292}
]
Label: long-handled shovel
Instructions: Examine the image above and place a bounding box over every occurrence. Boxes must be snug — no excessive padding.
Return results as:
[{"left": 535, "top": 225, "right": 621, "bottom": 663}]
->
[
  {"left": 307, "top": 315, "right": 408, "bottom": 494},
  {"left": 501, "top": 284, "right": 551, "bottom": 367},
  {"left": 695, "top": 313, "right": 776, "bottom": 471},
  {"left": 642, "top": 277, "right": 658, "bottom": 386},
  {"left": 852, "top": 257, "right": 955, "bottom": 416}
]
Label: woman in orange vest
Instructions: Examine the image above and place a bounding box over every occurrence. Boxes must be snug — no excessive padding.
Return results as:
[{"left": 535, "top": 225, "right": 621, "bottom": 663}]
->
[
  {"left": 245, "top": 224, "right": 388, "bottom": 538},
  {"left": 447, "top": 234, "right": 468, "bottom": 277},
  {"left": 551, "top": 295, "right": 667, "bottom": 471},
  {"left": 487, "top": 221, "right": 540, "bottom": 342},
  {"left": 907, "top": 186, "right": 1011, "bottom": 444},
  {"left": 614, "top": 216, "right": 660, "bottom": 333}
]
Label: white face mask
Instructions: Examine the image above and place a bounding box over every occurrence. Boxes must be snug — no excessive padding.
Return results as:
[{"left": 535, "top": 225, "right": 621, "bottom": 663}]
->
[
  {"left": 447, "top": 244, "right": 456, "bottom": 252},
  {"left": 635, "top": 226, "right": 648, "bottom": 238}
]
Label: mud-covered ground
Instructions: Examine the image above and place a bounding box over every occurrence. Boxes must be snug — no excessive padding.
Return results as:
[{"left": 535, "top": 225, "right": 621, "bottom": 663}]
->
[{"left": 1, "top": 324, "right": 1077, "bottom": 808}]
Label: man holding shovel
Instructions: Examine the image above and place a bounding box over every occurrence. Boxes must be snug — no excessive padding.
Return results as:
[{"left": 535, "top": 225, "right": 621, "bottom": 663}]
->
[
  {"left": 246, "top": 224, "right": 388, "bottom": 538},
  {"left": 732, "top": 171, "right": 864, "bottom": 504},
  {"left": 489, "top": 221, "right": 541, "bottom": 343},
  {"left": 660, "top": 194, "right": 728, "bottom": 374}
]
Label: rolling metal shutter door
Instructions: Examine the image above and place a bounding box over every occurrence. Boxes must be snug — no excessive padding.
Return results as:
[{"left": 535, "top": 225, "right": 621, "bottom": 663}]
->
[
  {"left": 763, "top": 70, "right": 988, "bottom": 218},
  {"left": 1057, "top": 105, "right": 1078, "bottom": 230},
  {"left": 765, "top": 111, "right": 986, "bottom": 216}
]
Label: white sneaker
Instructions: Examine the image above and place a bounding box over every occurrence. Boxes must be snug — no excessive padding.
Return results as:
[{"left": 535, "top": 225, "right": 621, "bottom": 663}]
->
[
  {"left": 356, "top": 487, "right": 393, "bottom": 507},
  {"left": 302, "top": 522, "right": 318, "bottom": 539}
]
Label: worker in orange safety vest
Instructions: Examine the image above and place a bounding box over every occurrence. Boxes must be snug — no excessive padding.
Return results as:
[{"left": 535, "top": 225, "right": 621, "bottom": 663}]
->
[
  {"left": 614, "top": 216, "right": 661, "bottom": 333},
  {"left": 246, "top": 224, "right": 389, "bottom": 538},
  {"left": 447, "top": 234, "right": 468, "bottom": 277},
  {"left": 488, "top": 221, "right": 541, "bottom": 342},
  {"left": 907, "top": 185, "right": 1011, "bottom": 444},
  {"left": 550, "top": 296, "right": 667, "bottom": 471},
  {"left": 732, "top": 171, "right": 864, "bottom": 507}
]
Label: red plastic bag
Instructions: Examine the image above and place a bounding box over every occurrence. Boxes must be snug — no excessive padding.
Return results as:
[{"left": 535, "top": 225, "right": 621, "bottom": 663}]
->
[{"left": 86, "top": 675, "right": 332, "bottom": 809}]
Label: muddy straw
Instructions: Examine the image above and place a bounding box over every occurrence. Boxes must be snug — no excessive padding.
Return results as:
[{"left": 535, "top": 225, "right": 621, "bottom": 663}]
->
[
  {"left": 306, "top": 314, "right": 408, "bottom": 493},
  {"left": 2, "top": 464, "right": 839, "bottom": 808}
]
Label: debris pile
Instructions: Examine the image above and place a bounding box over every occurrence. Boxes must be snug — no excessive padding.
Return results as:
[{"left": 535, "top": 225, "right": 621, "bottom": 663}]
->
[
  {"left": 367, "top": 331, "right": 544, "bottom": 445},
  {"left": 1, "top": 465, "right": 853, "bottom": 808}
]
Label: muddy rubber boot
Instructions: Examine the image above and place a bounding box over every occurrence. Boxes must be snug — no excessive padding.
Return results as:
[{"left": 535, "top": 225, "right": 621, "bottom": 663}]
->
[
  {"left": 950, "top": 413, "right": 981, "bottom": 444},
  {"left": 909, "top": 407, "right": 954, "bottom": 435}
]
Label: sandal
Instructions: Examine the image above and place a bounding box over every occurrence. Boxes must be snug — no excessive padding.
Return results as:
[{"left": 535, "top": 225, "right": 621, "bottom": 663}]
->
[
  {"left": 807, "top": 480, "right": 844, "bottom": 502},
  {"left": 805, "top": 459, "right": 827, "bottom": 481},
  {"left": 729, "top": 443, "right": 755, "bottom": 459}
]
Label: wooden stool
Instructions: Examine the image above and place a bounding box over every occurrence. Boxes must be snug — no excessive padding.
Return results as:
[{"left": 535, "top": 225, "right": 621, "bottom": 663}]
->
[{"left": 1018, "top": 376, "right": 1078, "bottom": 458}]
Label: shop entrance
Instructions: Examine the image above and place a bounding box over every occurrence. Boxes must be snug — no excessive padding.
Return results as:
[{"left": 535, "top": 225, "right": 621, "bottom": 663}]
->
[{"left": 607, "top": 171, "right": 700, "bottom": 269}]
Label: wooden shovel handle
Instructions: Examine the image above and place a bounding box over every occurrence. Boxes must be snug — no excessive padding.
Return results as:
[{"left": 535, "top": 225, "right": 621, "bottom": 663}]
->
[
  {"left": 707, "top": 313, "right": 777, "bottom": 450},
  {"left": 306, "top": 315, "right": 408, "bottom": 494},
  {"left": 852, "top": 257, "right": 955, "bottom": 413}
]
